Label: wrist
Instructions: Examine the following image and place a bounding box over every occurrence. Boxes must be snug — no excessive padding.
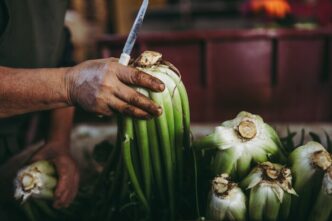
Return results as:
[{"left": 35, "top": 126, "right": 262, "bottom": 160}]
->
[
  {"left": 46, "top": 127, "right": 72, "bottom": 146},
  {"left": 63, "top": 67, "right": 75, "bottom": 106},
  {"left": 44, "top": 139, "right": 71, "bottom": 153}
]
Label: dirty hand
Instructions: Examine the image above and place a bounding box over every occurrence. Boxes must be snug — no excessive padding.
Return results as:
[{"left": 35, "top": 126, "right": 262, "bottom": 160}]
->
[
  {"left": 66, "top": 58, "right": 165, "bottom": 119},
  {"left": 31, "top": 142, "right": 80, "bottom": 208}
]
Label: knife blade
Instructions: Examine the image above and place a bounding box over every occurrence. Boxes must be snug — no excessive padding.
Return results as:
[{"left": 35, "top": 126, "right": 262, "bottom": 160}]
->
[{"left": 119, "top": 0, "right": 149, "bottom": 66}]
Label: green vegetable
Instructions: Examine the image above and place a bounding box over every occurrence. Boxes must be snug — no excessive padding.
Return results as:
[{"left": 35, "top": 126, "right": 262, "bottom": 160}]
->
[
  {"left": 14, "top": 161, "right": 57, "bottom": 203},
  {"left": 121, "top": 117, "right": 149, "bottom": 213},
  {"left": 308, "top": 167, "right": 332, "bottom": 221},
  {"left": 206, "top": 174, "right": 246, "bottom": 221},
  {"left": 241, "top": 162, "right": 297, "bottom": 221},
  {"left": 194, "top": 112, "right": 286, "bottom": 179},
  {"left": 117, "top": 51, "right": 192, "bottom": 220},
  {"left": 289, "top": 141, "right": 332, "bottom": 221}
]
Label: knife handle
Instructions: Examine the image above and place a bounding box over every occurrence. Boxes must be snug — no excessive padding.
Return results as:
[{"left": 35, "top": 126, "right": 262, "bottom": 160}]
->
[{"left": 119, "top": 53, "right": 131, "bottom": 66}]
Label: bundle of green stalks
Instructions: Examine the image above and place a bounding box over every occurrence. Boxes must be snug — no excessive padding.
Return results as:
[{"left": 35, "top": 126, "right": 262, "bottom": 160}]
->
[
  {"left": 193, "top": 112, "right": 287, "bottom": 180},
  {"left": 289, "top": 141, "right": 332, "bottom": 221},
  {"left": 93, "top": 51, "right": 194, "bottom": 221}
]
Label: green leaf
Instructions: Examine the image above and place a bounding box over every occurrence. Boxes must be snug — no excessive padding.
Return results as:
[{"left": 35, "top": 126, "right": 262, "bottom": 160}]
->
[
  {"left": 281, "top": 127, "right": 297, "bottom": 152},
  {"left": 324, "top": 131, "right": 332, "bottom": 153},
  {"left": 298, "top": 129, "right": 306, "bottom": 147},
  {"left": 309, "top": 132, "right": 322, "bottom": 144}
]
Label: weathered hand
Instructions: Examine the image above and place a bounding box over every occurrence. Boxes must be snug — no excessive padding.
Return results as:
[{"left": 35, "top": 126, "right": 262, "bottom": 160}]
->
[
  {"left": 31, "top": 143, "right": 79, "bottom": 208},
  {"left": 66, "top": 58, "right": 165, "bottom": 119}
]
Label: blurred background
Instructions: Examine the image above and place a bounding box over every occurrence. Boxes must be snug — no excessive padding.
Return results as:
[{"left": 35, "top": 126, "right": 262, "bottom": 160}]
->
[
  {"left": 1, "top": 2, "right": 331, "bottom": 221},
  {"left": 64, "top": 0, "right": 332, "bottom": 123}
]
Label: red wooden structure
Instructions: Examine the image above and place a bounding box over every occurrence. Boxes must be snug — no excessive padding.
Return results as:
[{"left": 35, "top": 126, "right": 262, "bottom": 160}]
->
[{"left": 97, "top": 28, "right": 332, "bottom": 123}]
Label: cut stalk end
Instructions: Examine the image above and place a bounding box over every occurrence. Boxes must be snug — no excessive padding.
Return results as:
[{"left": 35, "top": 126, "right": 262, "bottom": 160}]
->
[
  {"left": 135, "top": 51, "right": 162, "bottom": 67},
  {"left": 260, "top": 162, "right": 281, "bottom": 181},
  {"left": 266, "top": 168, "right": 280, "bottom": 180},
  {"left": 311, "top": 150, "right": 332, "bottom": 171},
  {"left": 253, "top": 162, "right": 297, "bottom": 196},
  {"left": 212, "top": 174, "right": 237, "bottom": 198},
  {"left": 21, "top": 174, "right": 35, "bottom": 191},
  {"left": 14, "top": 161, "right": 57, "bottom": 203},
  {"left": 324, "top": 167, "right": 332, "bottom": 195},
  {"left": 237, "top": 120, "right": 257, "bottom": 140}
]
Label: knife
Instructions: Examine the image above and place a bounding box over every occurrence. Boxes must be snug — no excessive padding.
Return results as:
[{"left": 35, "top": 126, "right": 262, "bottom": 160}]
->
[{"left": 119, "top": 0, "right": 149, "bottom": 66}]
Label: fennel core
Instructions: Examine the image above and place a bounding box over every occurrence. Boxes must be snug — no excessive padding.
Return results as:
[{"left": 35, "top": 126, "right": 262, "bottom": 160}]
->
[
  {"left": 14, "top": 161, "right": 57, "bottom": 203},
  {"left": 311, "top": 150, "right": 332, "bottom": 171},
  {"left": 259, "top": 163, "right": 294, "bottom": 192},
  {"left": 241, "top": 162, "right": 297, "bottom": 221},
  {"left": 212, "top": 174, "right": 237, "bottom": 198},
  {"left": 21, "top": 174, "right": 36, "bottom": 191},
  {"left": 237, "top": 120, "right": 257, "bottom": 140}
]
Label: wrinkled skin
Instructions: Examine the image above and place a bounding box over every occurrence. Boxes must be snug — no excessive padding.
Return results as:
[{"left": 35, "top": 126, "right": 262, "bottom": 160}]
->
[
  {"left": 0, "top": 58, "right": 165, "bottom": 119},
  {"left": 67, "top": 58, "right": 165, "bottom": 119}
]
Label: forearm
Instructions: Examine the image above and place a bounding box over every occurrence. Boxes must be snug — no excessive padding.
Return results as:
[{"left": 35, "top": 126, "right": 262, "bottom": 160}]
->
[
  {"left": 0, "top": 58, "right": 165, "bottom": 119},
  {"left": 46, "top": 107, "right": 75, "bottom": 151},
  {"left": 0, "top": 66, "right": 71, "bottom": 118}
]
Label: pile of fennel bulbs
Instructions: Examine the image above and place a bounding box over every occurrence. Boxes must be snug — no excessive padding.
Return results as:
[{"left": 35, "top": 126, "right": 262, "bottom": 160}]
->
[
  {"left": 195, "top": 112, "right": 332, "bottom": 221},
  {"left": 12, "top": 52, "right": 332, "bottom": 221}
]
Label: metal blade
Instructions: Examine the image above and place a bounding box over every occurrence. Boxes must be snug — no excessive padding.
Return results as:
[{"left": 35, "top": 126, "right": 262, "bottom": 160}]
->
[{"left": 122, "top": 0, "right": 149, "bottom": 56}]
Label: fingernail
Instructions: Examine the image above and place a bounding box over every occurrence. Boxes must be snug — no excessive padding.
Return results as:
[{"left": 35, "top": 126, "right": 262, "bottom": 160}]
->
[
  {"left": 159, "top": 84, "right": 165, "bottom": 91},
  {"left": 157, "top": 107, "right": 163, "bottom": 115}
]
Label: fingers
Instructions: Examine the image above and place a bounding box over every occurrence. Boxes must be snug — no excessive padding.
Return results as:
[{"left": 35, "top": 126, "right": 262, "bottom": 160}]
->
[
  {"left": 54, "top": 173, "right": 79, "bottom": 208},
  {"left": 53, "top": 178, "right": 67, "bottom": 208},
  {"left": 118, "top": 67, "right": 165, "bottom": 92},
  {"left": 114, "top": 83, "right": 162, "bottom": 117},
  {"left": 73, "top": 58, "right": 165, "bottom": 118},
  {"left": 94, "top": 103, "right": 114, "bottom": 117},
  {"left": 108, "top": 96, "right": 153, "bottom": 119},
  {"left": 53, "top": 157, "right": 79, "bottom": 209}
]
